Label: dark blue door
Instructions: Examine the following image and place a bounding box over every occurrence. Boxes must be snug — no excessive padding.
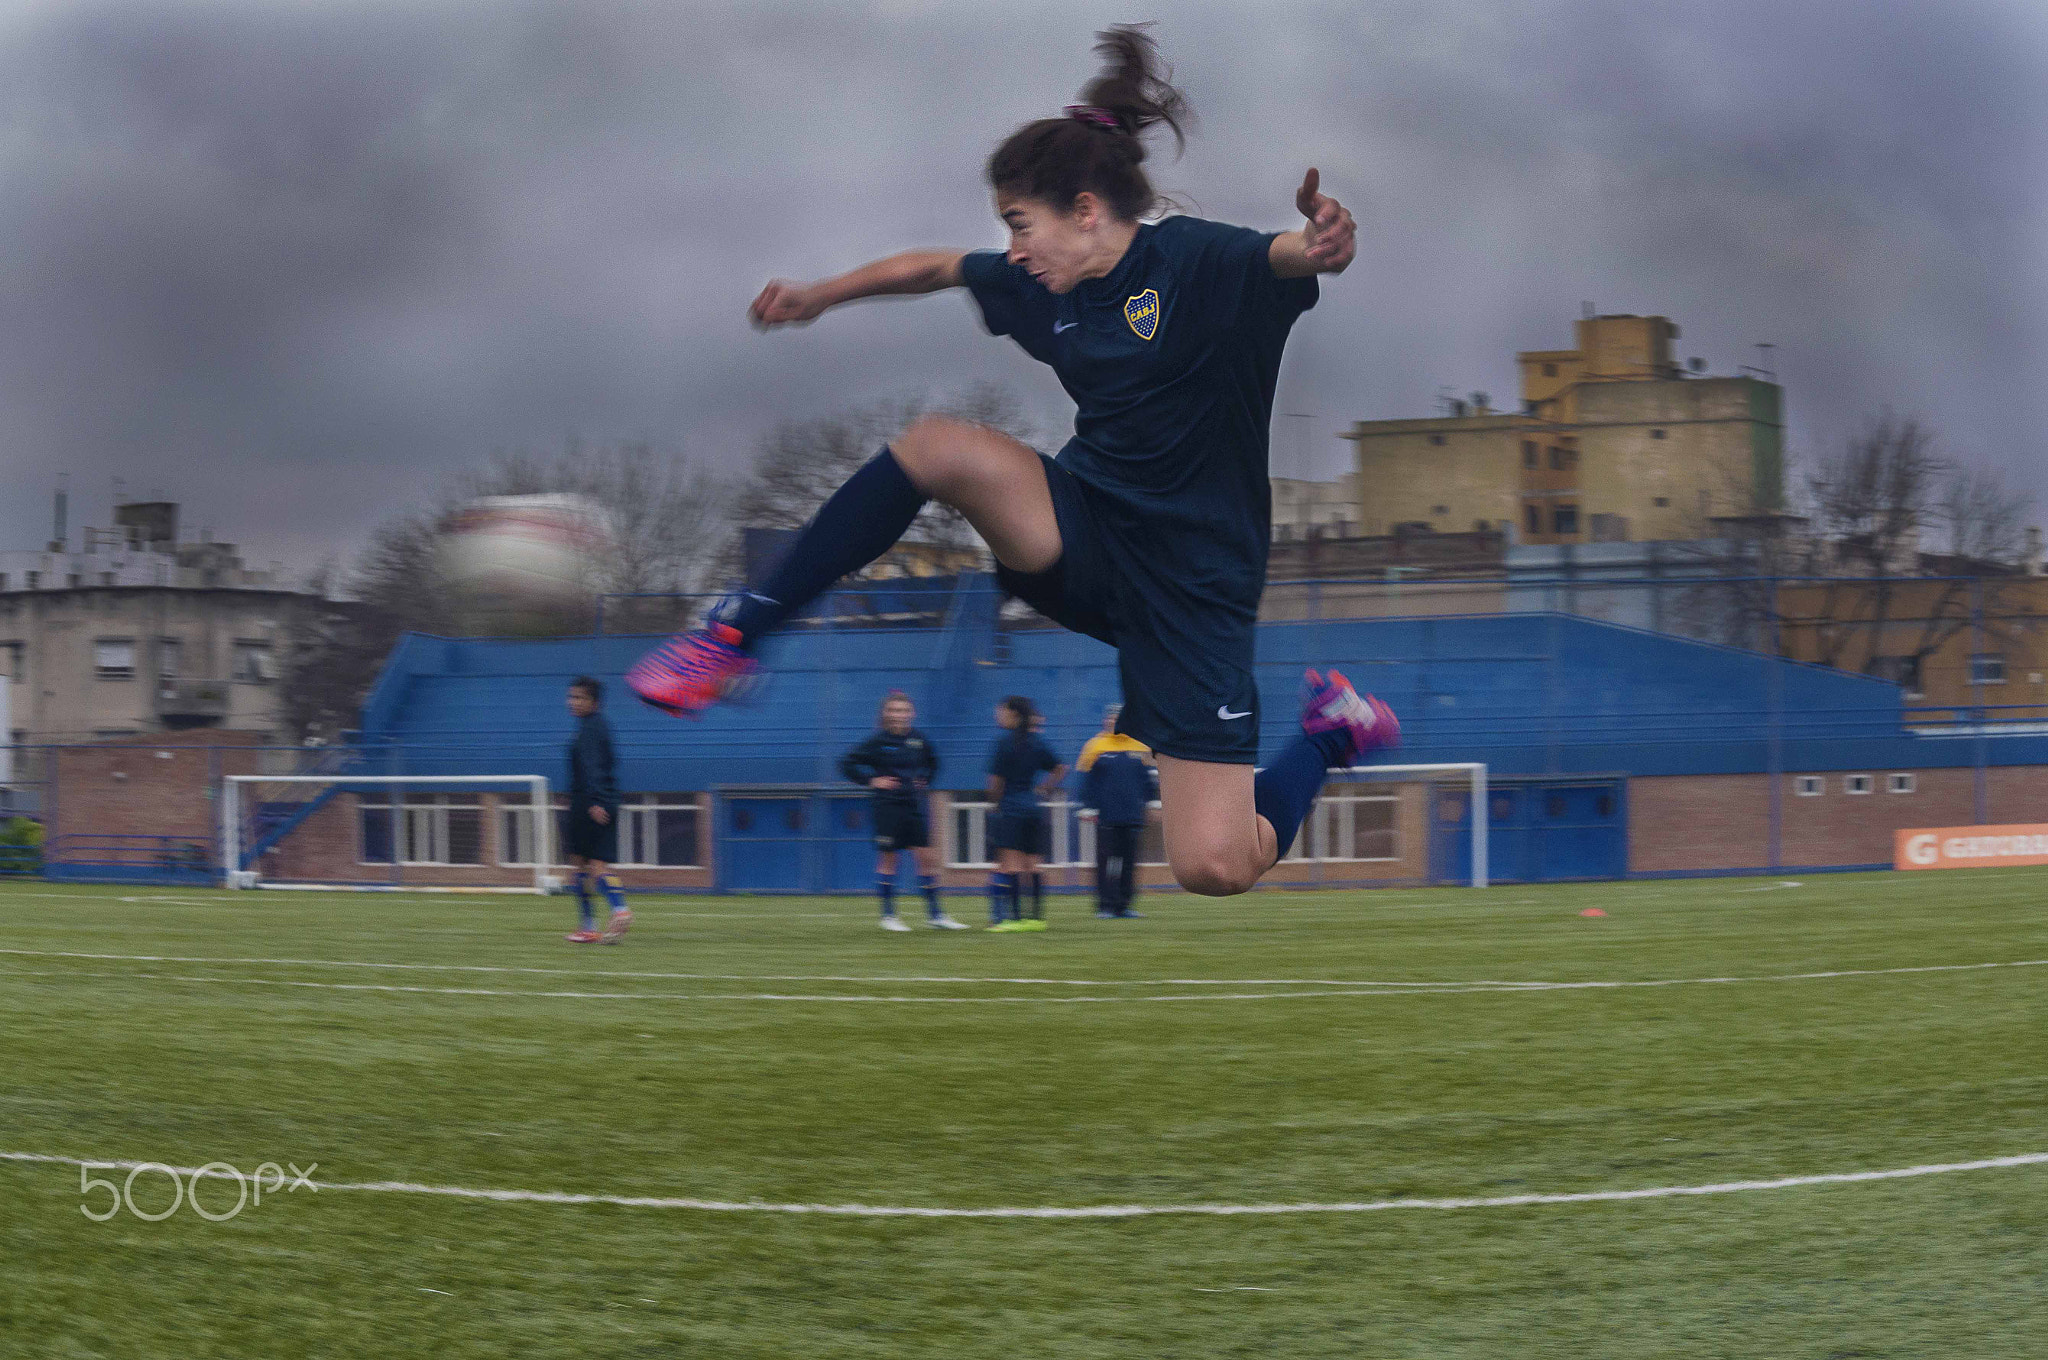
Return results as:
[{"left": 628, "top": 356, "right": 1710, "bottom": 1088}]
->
[
  {"left": 1430, "top": 780, "right": 1627, "bottom": 884},
  {"left": 720, "top": 795, "right": 809, "bottom": 892}
]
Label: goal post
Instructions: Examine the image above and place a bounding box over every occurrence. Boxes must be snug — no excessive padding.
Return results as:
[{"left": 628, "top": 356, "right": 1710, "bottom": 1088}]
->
[
  {"left": 1332, "top": 761, "right": 1489, "bottom": 889},
  {"left": 222, "top": 773, "right": 556, "bottom": 894}
]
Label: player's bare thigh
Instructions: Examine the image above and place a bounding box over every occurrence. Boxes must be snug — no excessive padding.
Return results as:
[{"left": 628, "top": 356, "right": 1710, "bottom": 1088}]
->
[
  {"left": 890, "top": 415, "right": 1061, "bottom": 574},
  {"left": 1153, "top": 754, "right": 1277, "bottom": 897}
]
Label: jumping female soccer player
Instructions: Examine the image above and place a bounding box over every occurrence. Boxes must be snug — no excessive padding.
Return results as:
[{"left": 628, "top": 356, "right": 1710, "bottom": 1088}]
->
[
  {"left": 629, "top": 24, "right": 1397, "bottom": 895},
  {"left": 840, "top": 690, "right": 967, "bottom": 931},
  {"left": 985, "top": 695, "right": 1065, "bottom": 930}
]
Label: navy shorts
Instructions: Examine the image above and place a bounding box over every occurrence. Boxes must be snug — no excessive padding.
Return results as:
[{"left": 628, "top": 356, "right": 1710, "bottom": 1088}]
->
[
  {"left": 873, "top": 800, "right": 929, "bottom": 852},
  {"left": 996, "top": 455, "right": 1260, "bottom": 764},
  {"left": 989, "top": 806, "right": 1050, "bottom": 857},
  {"left": 562, "top": 804, "right": 618, "bottom": 863}
]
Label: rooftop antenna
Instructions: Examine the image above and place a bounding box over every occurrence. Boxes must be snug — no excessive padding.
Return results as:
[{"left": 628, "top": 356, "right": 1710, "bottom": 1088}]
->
[
  {"left": 1740, "top": 342, "right": 1778, "bottom": 382},
  {"left": 52, "top": 475, "right": 69, "bottom": 552}
]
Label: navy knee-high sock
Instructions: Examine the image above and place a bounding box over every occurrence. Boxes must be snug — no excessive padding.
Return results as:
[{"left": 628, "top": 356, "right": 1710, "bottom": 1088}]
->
[
  {"left": 726, "top": 448, "right": 927, "bottom": 647},
  {"left": 1254, "top": 727, "right": 1351, "bottom": 862},
  {"left": 918, "top": 873, "right": 941, "bottom": 919},
  {"left": 572, "top": 872, "right": 595, "bottom": 930}
]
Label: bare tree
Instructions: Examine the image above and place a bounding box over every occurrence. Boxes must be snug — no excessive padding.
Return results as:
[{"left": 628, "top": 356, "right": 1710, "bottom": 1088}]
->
[
  {"left": 718, "top": 382, "right": 1041, "bottom": 584},
  {"left": 1670, "top": 411, "right": 2037, "bottom": 690}
]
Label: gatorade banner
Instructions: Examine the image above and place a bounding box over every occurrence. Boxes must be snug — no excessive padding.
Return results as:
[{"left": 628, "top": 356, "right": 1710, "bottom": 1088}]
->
[{"left": 1895, "top": 825, "right": 2048, "bottom": 871}]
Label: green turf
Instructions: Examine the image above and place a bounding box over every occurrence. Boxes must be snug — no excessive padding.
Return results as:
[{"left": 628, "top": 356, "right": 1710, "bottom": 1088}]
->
[{"left": 3, "top": 872, "right": 2045, "bottom": 1357}]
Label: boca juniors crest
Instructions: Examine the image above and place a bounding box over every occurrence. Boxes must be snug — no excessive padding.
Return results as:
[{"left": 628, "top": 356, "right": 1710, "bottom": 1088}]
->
[{"left": 1123, "top": 288, "right": 1160, "bottom": 341}]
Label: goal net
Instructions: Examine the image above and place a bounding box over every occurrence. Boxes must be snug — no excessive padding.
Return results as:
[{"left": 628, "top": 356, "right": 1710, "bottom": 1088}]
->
[
  {"left": 222, "top": 774, "right": 556, "bottom": 894},
  {"left": 1294, "top": 761, "right": 1489, "bottom": 889}
]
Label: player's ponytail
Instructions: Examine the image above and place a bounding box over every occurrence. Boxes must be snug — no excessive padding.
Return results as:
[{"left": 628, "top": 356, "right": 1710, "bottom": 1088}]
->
[{"left": 985, "top": 23, "right": 1190, "bottom": 222}]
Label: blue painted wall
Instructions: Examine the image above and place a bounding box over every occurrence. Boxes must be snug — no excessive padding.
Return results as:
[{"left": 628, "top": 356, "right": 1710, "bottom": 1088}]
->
[{"left": 350, "top": 597, "right": 2048, "bottom": 792}]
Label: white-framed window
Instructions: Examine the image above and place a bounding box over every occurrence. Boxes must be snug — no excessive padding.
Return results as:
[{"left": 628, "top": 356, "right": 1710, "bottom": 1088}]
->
[
  {"left": 498, "top": 796, "right": 569, "bottom": 867},
  {"left": 1970, "top": 653, "right": 2006, "bottom": 685},
  {"left": 1, "top": 641, "right": 22, "bottom": 682},
  {"left": 1281, "top": 792, "right": 1399, "bottom": 862},
  {"left": 157, "top": 637, "right": 182, "bottom": 680},
  {"left": 1887, "top": 773, "right": 1916, "bottom": 794},
  {"left": 1794, "top": 775, "right": 1824, "bottom": 797},
  {"left": 617, "top": 795, "right": 702, "bottom": 867},
  {"left": 233, "top": 640, "right": 276, "bottom": 683},
  {"left": 947, "top": 798, "right": 1102, "bottom": 869},
  {"left": 94, "top": 638, "right": 136, "bottom": 680},
  {"left": 360, "top": 793, "right": 483, "bottom": 866},
  {"left": 1843, "top": 774, "right": 1873, "bottom": 796}
]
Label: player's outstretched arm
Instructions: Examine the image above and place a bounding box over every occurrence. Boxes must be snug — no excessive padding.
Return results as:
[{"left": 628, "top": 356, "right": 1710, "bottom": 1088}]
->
[
  {"left": 749, "top": 251, "right": 968, "bottom": 328},
  {"left": 1269, "top": 169, "right": 1356, "bottom": 279}
]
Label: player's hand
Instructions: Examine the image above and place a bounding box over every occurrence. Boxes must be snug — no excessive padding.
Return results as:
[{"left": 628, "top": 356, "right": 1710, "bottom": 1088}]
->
[
  {"left": 749, "top": 279, "right": 828, "bottom": 329},
  {"left": 1294, "top": 169, "right": 1355, "bottom": 274},
  {"left": 589, "top": 805, "right": 609, "bottom": 825},
  {"left": 871, "top": 776, "right": 901, "bottom": 790}
]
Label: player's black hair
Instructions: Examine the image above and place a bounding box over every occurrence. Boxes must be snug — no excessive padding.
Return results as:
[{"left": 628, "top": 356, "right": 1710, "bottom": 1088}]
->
[
  {"left": 985, "top": 24, "right": 1190, "bottom": 222},
  {"left": 570, "top": 675, "right": 602, "bottom": 704},
  {"left": 1000, "top": 695, "right": 1036, "bottom": 725}
]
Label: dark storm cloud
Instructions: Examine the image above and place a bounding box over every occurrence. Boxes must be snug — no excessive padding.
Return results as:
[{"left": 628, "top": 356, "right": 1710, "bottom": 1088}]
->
[{"left": 1, "top": 0, "right": 2042, "bottom": 566}]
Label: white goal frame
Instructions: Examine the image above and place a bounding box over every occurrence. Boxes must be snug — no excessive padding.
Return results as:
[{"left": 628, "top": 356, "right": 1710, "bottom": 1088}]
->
[
  {"left": 223, "top": 774, "right": 554, "bottom": 894},
  {"left": 1333, "top": 762, "right": 1489, "bottom": 888}
]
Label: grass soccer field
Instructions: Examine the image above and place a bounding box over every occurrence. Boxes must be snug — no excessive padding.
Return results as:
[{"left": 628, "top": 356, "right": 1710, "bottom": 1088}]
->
[{"left": 3, "top": 872, "right": 2045, "bottom": 1358}]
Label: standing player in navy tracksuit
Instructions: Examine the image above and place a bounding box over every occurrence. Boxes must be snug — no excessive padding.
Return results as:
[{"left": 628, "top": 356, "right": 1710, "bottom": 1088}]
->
[
  {"left": 629, "top": 25, "right": 1398, "bottom": 900},
  {"left": 1078, "top": 703, "right": 1156, "bottom": 918},
  {"left": 841, "top": 690, "right": 968, "bottom": 932},
  {"left": 985, "top": 696, "right": 1065, "bottom": 930},
  {"left": 563, "top": 676, "right": 631, "bottom": 944}
]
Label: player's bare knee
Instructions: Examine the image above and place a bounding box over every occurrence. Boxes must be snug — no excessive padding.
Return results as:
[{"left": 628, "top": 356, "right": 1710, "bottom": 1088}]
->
[
  {"left": 1172, "top": 852, "right": 1257, "bottom": 897},
  {"left": 890, "top": 415, "right": 976, "bottom": 494}
]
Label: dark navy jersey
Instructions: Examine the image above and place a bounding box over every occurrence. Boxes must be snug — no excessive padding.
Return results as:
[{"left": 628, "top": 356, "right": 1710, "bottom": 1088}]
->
[
  {"left": 1081, "top": 748, "right": 1156, "bottom": 827},
  {"left": 960, "top": 216, "right": 1318, "bottom": 610},
  {"left": 841, "top": 728, "right": 939, "bottom": 804},
  {"left": 566, "top": 711, "right": 619, "bottom": 808},
  {"left": 987, "top": 730, "right": 1061, "bottom": 811}
]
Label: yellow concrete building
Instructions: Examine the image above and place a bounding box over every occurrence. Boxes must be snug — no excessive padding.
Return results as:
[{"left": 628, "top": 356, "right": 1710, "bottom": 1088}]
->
[{"left": 1342, "top": 315, "right": 1784, "bottom": 545}]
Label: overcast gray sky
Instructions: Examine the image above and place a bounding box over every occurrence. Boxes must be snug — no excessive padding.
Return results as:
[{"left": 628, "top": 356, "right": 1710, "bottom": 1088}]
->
[{"left": 3, "top": 0, "right": 2043, "bottom": 571}]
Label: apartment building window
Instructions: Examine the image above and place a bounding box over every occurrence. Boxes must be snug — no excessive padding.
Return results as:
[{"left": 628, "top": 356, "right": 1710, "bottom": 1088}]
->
[
  {"left": 0, "top": 573, "right": 7, "bottom": 590},
  {"left": 1887, "top": 773, "right": 1916, "bottom": 794},
  {"left": 1549, "top": 446, "right": 1578, "bottom": 471},
  {"left": 1428, "top": 434, "right": 1446, "bottom": 446},
  {"left": 67, "top": 573, "right": 81, "bottom": 588},
  {"left": 233, "top": 640, "right": 275, "bottom": 683},
  {"left": 157, "top": 638, "right": 182, "bottom": 680},
  {"left": 1552, "top": 504, "right": 1580, "bottom": 535},
  {"left": 1871, "top": 656, "right": 1923, "bottom": 698},
  {"left": 100, "top": 572, "right": 117, "bottom": 586},
  {"left": 93, "top": 639, "right": 136, "bottom": 680},
  {"left": 1521, "top": 440, "right": 1538, "bottom": 468},
  {"left": 1430, "top": 504, "right": 1448, "bottom": 517},
  {"left": 2, "top": 642, "right": 21, "bottom": 681},
  {"left": 1650, "top": 428, "right": 1667, "bottom": 439},
  {"left": 1970, "top": 653, "right": 2006, "bottom": 685},
  {"left": 1542, "top": 362, "right": 1557, "bottom": 377},
  {"left": 1653, "top": 496, "right": 1670, "bottom": 508},
  {"left": 1794, "top": 776, "right": 1824, "bottom": 796},
  {"left": 1843, "top": 774, "right": 1873, "bottom": 795},
  {"left": 25, "top": 572, "right": 39, "bottom": 589},
  {"left": 1524, "top": 504, "right": 1541, "bottom": 534}
]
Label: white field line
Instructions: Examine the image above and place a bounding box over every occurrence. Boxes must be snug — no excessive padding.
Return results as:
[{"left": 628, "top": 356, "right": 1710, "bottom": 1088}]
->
[
  {"left": 3, "top": 1148, "right": 2044, "bottom": 1218},
  {"left": 1, "top": 947, "right": 2044, "bottom": 995},
  {"left": 4, "top": 956, "right": 2046, "bottom": 1005}
]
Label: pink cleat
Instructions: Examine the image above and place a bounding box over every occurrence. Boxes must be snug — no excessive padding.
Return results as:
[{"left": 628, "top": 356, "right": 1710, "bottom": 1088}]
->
[
  {"left": 564, "top": 929, "right": 602, "bottom": 944},
  {"left": 1301, "top": 668, "right": 1400, "bottom": 767},
  {"left": 626, "top": 622, "right": 759, "bottom": 718}
]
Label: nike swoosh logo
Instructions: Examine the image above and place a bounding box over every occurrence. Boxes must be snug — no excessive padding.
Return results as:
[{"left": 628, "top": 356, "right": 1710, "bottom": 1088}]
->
[
  {"left": 1218, "top": 706, "right": 1252, "bottom": 720},
  {"left": 1053, "top": 321, "right": 1078, "bottom": 333}
]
